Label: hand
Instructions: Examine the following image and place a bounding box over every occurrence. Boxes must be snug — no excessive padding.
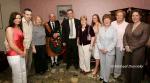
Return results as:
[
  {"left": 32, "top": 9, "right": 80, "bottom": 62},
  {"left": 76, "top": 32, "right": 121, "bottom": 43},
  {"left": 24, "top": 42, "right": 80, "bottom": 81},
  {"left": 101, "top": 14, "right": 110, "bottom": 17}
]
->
[
  {"left": 4, "top": 39, "right": 10, "bottom": 51},
  {"left": 125, "top": 46, "right": 132, "bottom": 52},
  {"left": 103, "top": 48, "right": 108, "bottom": 54},
  {"left": 44, "top": 22, "right": 48, "bottom": 26},
  {"left": 89, "top": 46, "right": 93, "bottom": 51},
  {"left": 125, "top": 46, "right": 129, "bottom": 50},
  {"left": 20, "top": 51, "right": 26, "bottom": 57},
  {"left": 63, "top": 43, "right": 66, "bottom": 46},
  {"left": 77, "top": 39, "right": 79, "bottom": 46},
  {"left": 32, "top": 47, "right": 36, "bottom": 54},
  {"left": 100, "top": 48, "right": 108, "bottom": 54},
  {"left": 127, "top": 48, "right": 132, "bottom": 53},
  {"left": 32, "top": 45, "right": 36, "bottom": 54},
  {"left": 53, "top": 33, "right": 59, "bottom": 38},
  {"left": 77, "top": 42, "right": 79, "bottom": 46}
]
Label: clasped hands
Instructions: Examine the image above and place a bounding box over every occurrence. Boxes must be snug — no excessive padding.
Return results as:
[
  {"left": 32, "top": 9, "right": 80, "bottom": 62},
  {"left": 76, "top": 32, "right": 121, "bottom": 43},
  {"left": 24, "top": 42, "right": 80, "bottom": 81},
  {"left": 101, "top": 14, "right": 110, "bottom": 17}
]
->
[
  {"left": 125, "top": 46, "right": 132, "bottom": 53},
  {"left": 100, "top": 48, "right": 108, "bottom": 54}
]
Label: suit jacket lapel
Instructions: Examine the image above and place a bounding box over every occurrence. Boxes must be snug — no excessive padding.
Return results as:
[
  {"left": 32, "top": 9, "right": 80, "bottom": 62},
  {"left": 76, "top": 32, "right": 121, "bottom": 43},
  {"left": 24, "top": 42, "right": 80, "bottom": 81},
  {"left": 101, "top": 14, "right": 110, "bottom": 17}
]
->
[
  {"left": 74, "top": 19, "right": 78, "bottom": 30},
  {"left": 132, "top": 22, "right": 142, "bottom": 33},
  {"left": 74, "top": 19, "right": 79, "bottom": 36},
  {"left": 49, "top": 21, "right": 56, "bottom": 31},
  {"left": 66, "top": 19, "right": 70, "bottom": 32},
  {"left": 48, "top": 21, "right": 53, "bottom": 30}
]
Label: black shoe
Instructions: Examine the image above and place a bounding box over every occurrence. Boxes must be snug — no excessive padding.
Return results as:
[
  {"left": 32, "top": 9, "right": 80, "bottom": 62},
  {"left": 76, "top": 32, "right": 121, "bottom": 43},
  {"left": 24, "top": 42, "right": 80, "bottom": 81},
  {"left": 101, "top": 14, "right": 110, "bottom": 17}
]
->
[
  {"left": 51, "top": 63, "right": 54, "bottom": 68},
  {"left": 55, "top": 62, "right": 59, "bottom": 66},
  {"left": 103, "top": 81, "right": 107, "bottom": 83},
  {"left": 80, "top": 70, "right": 84, "bottom": 74},
  {"left": 74, "top": 64, "right": 79, "bottom": 70},
  {"left": 74, "top": 66, "right": 79, "bottom": 70},
  {"left": 66, "top": 65, "right": 70, "bottom": 70},
  {"left": 39, "top": 71, "right": 45, "bottom": 75},
  {"left": 99, "top": 78, "right": 103, "bottom": 81}
]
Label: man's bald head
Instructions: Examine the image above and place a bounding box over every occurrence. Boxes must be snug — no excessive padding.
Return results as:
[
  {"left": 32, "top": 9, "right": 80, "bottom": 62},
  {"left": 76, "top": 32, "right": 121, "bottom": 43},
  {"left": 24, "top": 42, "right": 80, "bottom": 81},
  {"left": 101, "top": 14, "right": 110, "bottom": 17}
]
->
[{"left": 49, "top": 13, "right": 56, "bottom": 22}]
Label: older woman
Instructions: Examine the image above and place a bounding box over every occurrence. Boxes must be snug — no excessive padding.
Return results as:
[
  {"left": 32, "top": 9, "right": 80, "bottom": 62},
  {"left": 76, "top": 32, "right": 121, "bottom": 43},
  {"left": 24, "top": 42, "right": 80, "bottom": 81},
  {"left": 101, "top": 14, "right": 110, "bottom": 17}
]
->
[
  {"left": 32, "top": 16, "right": 48, "bottom": 74},
  {"left": 77, "top": 16, "right": 95, "bottom": 74},
  {"left": 97, "top": 14, "right": 117, "bottom": 83},
  {"left": 111, "top": 10, "right": 128, "bottom": 79},
  {"left": 123, "top": 9, "right": 150, "bottom": 83}
]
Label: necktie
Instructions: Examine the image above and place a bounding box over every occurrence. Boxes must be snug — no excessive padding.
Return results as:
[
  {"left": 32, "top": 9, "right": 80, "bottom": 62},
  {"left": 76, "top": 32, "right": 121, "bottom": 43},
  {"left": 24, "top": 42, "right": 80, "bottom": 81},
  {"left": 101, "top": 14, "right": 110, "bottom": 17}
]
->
[
  {"left": 52, "top": 22, "right": 55, "bottom": 30},
  {"left": 70, "top": 19, "right": 73, "bottom": 36}
]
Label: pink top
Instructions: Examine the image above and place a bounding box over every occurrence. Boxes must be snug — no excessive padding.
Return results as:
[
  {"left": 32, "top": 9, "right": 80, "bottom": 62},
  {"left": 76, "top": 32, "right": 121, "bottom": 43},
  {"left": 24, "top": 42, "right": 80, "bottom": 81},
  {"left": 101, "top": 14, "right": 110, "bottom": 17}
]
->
[
  {"left": 112, "top": 20, "right": 128, "bottom": 51},
  {"left": 6, "top": 27, "right": 24, "bottom": 56}
]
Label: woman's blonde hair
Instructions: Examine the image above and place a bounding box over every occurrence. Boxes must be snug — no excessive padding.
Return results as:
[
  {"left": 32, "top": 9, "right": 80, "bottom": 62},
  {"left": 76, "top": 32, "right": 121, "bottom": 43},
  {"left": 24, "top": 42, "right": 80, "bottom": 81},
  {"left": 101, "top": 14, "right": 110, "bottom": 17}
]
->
[
  {"left": 115, "top": 10, "right": 126, "bottom": 17},
  {"left": 80, "top": 16, "right": 87, "bottom": 21},
  {"left": 33, "top": 16, "right": 44, "bottom": 26}
]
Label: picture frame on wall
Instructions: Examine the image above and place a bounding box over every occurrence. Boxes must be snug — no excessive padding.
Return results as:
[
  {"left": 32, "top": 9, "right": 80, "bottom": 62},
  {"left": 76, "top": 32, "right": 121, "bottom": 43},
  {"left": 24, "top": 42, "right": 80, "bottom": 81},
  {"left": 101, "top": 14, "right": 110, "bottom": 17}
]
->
[
  {"left": 0, "top": 4, "right": 3, "bottom": 29},
  {"left": 57, "top": 5, "right": 72, "bottom": 20}
]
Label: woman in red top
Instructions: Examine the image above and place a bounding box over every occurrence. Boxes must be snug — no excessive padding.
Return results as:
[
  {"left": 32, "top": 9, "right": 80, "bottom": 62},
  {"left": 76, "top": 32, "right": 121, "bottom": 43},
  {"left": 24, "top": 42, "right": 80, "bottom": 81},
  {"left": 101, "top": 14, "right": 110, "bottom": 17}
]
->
[{"left": 5, "top": 12, "right": 26, "bottom": 83}]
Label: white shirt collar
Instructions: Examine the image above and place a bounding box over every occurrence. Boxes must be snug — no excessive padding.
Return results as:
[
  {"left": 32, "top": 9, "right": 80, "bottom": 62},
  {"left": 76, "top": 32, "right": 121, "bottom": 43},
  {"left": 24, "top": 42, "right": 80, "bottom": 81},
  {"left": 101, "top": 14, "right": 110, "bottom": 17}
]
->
[
  {"left": 50, "top": 21, "right": 55, "bottom": 23},
  {"left": 22, "top": 17, "right": 32, "bottom": 24}
]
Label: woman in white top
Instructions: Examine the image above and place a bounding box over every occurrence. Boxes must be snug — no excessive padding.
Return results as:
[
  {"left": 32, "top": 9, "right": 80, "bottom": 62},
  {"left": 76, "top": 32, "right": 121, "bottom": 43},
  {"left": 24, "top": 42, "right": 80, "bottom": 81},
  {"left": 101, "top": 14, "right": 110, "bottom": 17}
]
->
[
  {"left": 97, "top": 14, "right": 117, "bottom": 83},
  {"left": 91, "top": 14, "right": 101, "bottom": 77}
]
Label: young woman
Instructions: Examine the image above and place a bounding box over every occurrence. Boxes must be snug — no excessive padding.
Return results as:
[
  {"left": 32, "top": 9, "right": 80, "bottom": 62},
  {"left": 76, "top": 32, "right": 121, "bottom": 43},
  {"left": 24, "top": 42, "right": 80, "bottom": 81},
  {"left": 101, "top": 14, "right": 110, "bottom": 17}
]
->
[
  {"left": 91, "top": 14, "right": 101, "bottom": 77},
  {"left": 5, "top": 12, "right": 26, "bottom": 83}
]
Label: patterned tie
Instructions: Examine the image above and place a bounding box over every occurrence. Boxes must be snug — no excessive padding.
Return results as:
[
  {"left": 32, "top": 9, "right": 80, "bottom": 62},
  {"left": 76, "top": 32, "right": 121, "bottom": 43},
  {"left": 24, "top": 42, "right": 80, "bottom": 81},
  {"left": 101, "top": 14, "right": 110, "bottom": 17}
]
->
[{"left": 70, "top": 19, "right": 73, "bottom": 36}]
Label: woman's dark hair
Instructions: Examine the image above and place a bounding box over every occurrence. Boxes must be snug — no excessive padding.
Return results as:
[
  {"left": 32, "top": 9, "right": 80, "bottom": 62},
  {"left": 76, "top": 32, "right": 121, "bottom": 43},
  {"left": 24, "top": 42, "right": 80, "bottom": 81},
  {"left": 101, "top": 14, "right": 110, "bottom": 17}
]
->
[
  {"left": 131, "top": 9, "right": 142, "bottom": 17},
  {"left": 131, "top": 9, "right": 143, "bottom": 22},
  {"left": 7, "top": 12, "right": 22, "bottom": 31},
  {"left": 91, "top": 14, "right": 101, "bottom": 26}
]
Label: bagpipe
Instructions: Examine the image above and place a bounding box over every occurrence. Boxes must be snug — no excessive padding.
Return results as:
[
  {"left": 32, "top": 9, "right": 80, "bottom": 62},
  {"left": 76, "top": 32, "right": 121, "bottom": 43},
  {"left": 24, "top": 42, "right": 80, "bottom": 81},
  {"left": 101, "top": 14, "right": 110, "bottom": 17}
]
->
[
  {"left": 49, "top": 31, "right": 64, "bottom": 54},
  {"left": 45, "top": 23, "right": 65, "bottom": 54}
]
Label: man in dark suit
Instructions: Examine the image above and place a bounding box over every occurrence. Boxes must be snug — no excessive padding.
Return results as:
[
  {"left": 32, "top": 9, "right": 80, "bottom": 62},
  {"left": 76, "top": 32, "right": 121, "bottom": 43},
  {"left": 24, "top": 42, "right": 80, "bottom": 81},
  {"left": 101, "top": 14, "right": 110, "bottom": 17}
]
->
[
  {"left": 62, "top": 9, "right": 80, "bottom": 70},
  {"left": 45, "top": 13, "right": 61, "bottom": 67},
  {"left": 46, "top": 14, "right": 60, "bottom": 38}
]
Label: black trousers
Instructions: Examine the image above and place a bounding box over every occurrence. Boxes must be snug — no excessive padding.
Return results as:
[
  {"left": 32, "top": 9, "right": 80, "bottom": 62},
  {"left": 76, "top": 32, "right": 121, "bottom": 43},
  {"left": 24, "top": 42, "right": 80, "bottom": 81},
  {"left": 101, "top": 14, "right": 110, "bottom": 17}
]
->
[
  {"left": 66, "top": 39, "right": 79, "bottom": 68},
  {"left": 33, "top": 45, "right": 48, "bottom": 73},
  {"left": 124, "top": 47, "right": 145, "bottom": 83}
]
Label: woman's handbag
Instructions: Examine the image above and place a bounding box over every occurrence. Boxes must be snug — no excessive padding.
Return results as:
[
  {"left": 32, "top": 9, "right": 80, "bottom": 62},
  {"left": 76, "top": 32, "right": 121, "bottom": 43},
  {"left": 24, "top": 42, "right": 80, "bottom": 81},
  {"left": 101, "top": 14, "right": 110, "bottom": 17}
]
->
[{"left": 87, "top": 26, "right": 91, "bottom": 41}]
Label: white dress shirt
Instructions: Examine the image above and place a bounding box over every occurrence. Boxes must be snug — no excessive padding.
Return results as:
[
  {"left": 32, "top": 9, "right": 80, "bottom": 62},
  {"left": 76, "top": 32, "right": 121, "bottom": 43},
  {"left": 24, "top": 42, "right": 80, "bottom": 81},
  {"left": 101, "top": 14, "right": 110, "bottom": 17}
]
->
[
  {"left": 69, "top": 19, "right": 76, "bottom": 39},
  {"left": 22, "top": 17, "right": 33, "bottom": 49}
]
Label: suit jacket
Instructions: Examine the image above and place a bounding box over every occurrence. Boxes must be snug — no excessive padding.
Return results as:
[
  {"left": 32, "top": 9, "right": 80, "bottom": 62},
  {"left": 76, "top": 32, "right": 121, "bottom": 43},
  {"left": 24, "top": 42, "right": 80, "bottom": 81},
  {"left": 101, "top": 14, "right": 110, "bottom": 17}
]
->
[
  {"left": 123, "top": 22, "right": 150, "bottom": 52},
  {"left": 45, "top": 20, "right": 61, "bottom": 37},
  {"left": 61, "top": 18, "right": 80, "bottom": 43}
]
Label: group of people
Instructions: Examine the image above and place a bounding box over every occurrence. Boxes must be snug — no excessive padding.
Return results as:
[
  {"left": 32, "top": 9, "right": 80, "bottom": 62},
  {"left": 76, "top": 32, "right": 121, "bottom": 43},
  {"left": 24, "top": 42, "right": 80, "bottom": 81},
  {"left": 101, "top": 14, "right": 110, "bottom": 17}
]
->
[{"left": 4, "top": 8, "right": 150, "bottom": 83}]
